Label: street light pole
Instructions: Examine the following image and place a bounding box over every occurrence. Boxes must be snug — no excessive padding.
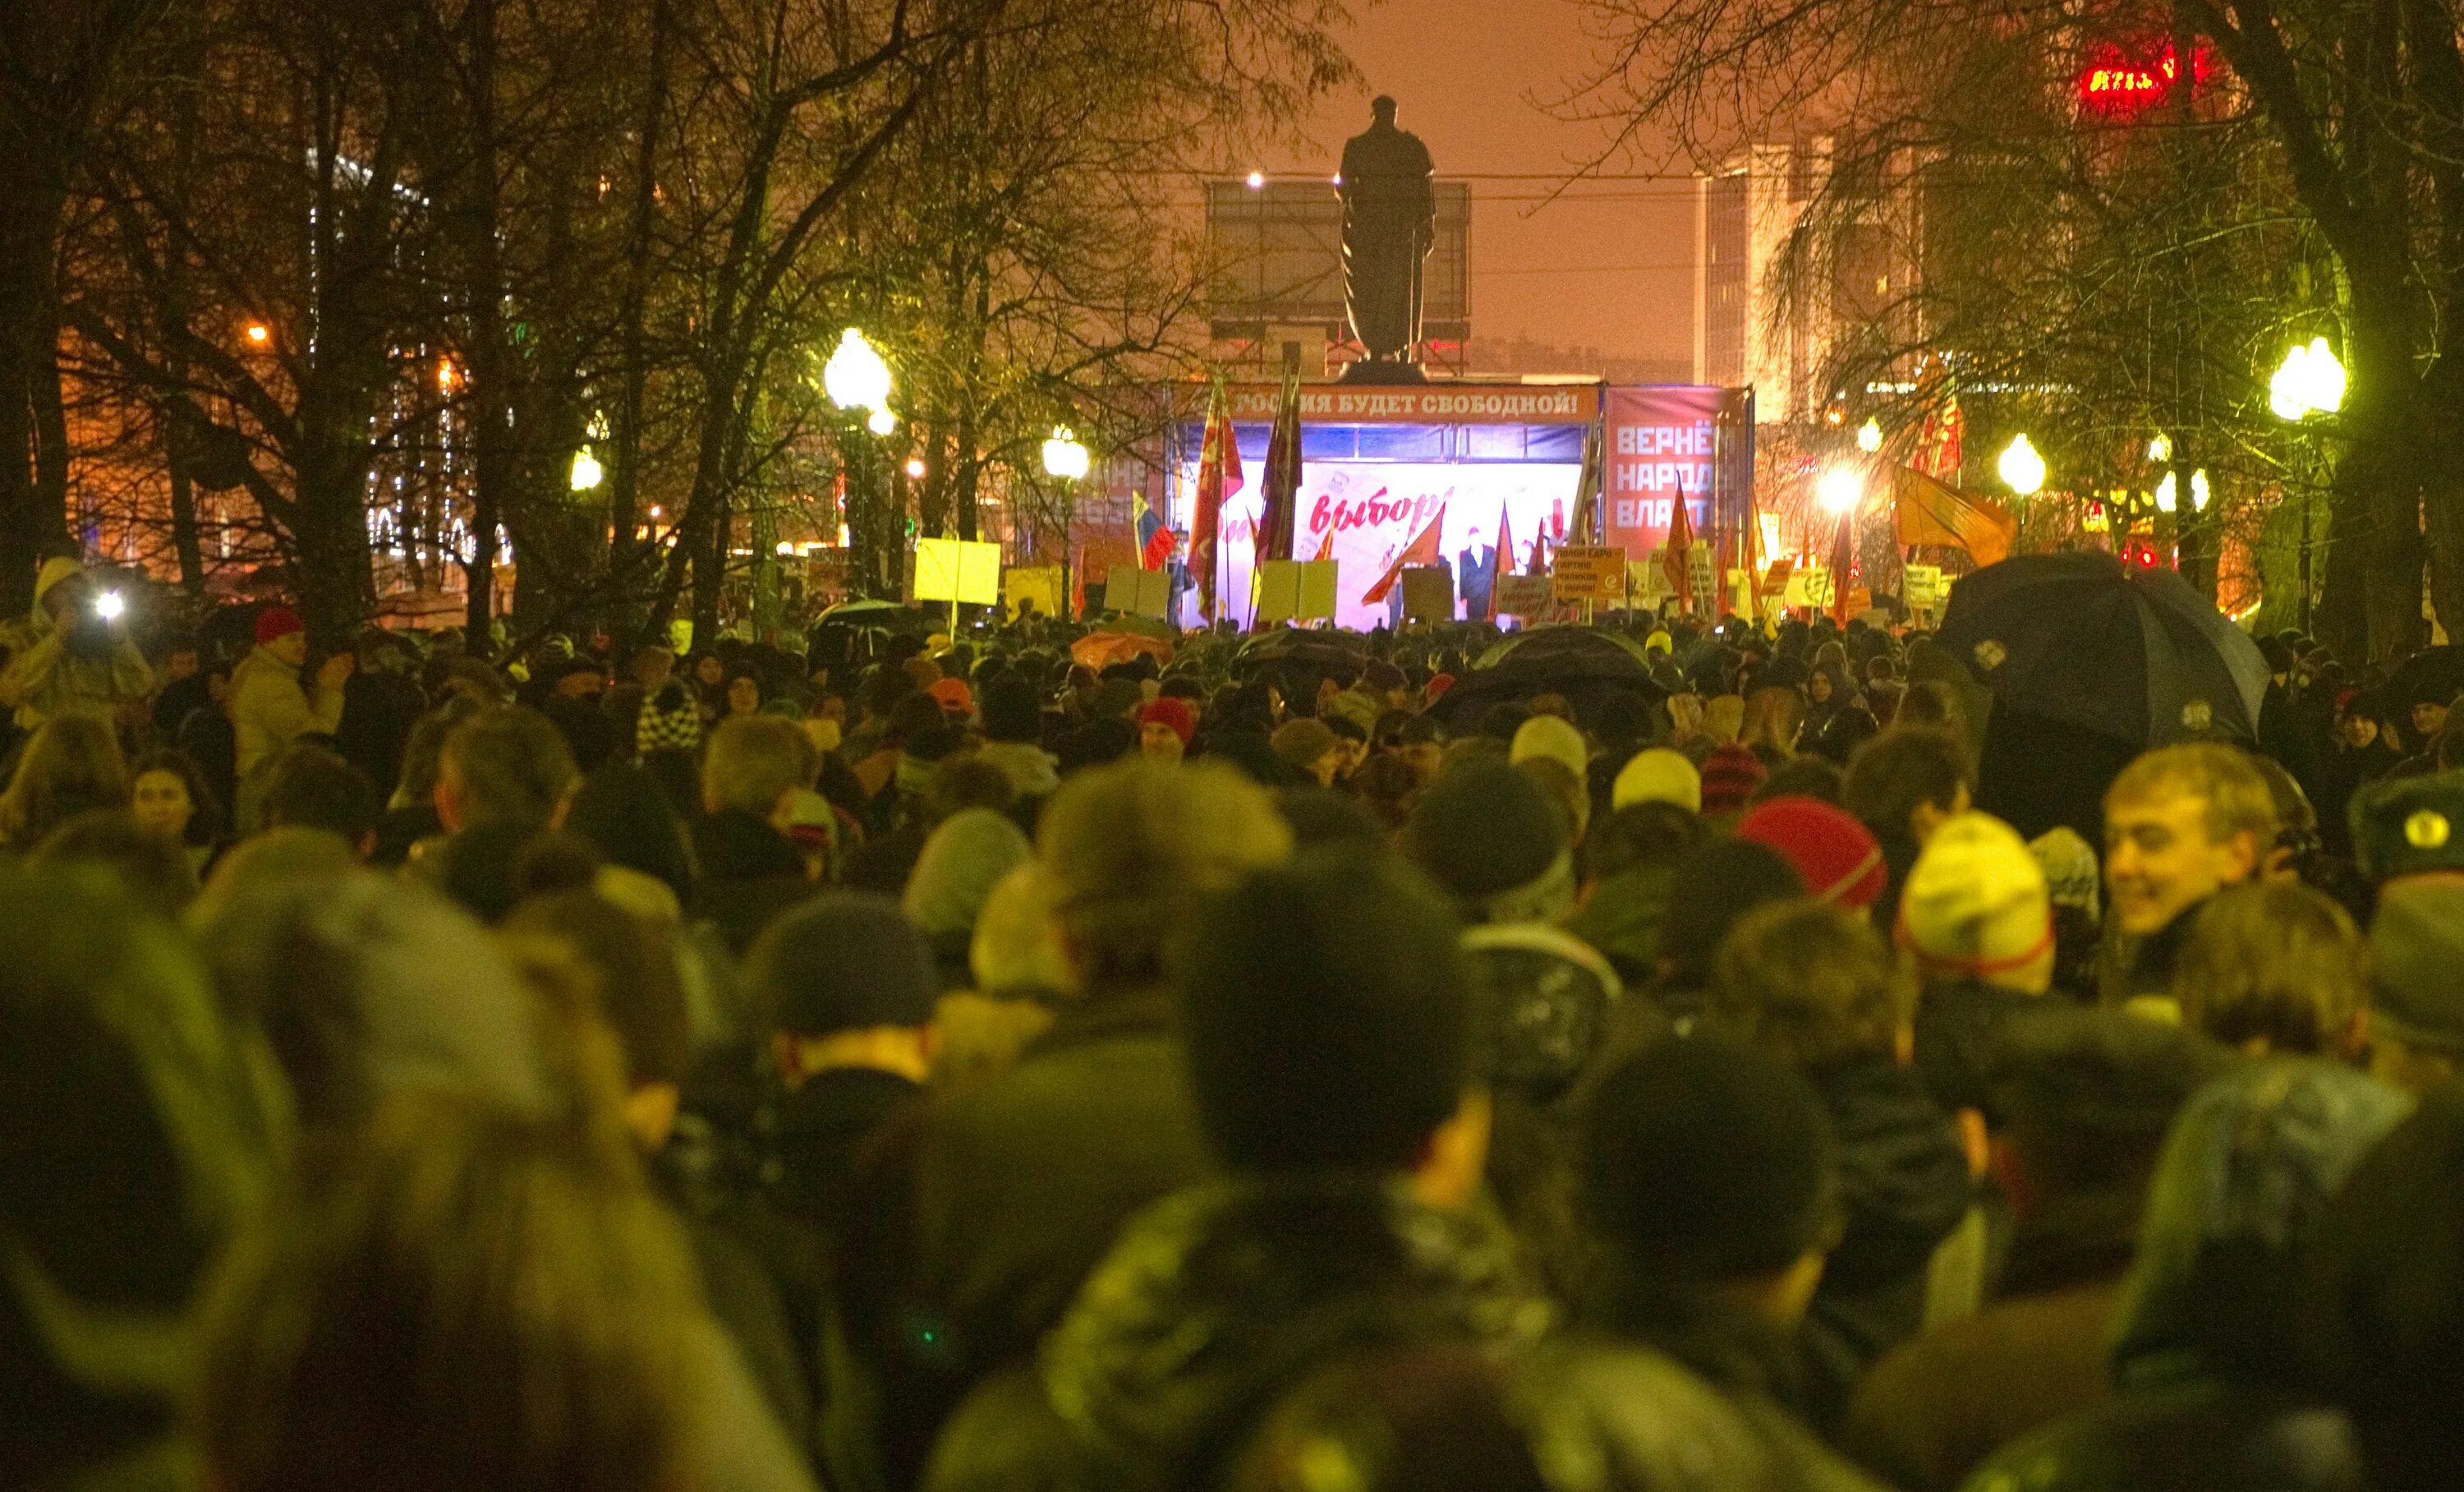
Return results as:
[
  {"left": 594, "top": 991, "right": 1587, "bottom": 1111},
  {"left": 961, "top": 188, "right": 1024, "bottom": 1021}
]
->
[{"left": 1043, "top": 426, "right": 1090, "bottom": 620}]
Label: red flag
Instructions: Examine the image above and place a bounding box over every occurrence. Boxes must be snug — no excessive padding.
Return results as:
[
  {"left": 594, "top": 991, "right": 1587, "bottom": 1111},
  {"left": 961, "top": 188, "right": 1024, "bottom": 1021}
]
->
[
  {"left": 1829, "top": 510, "right": 1857, "bottom": 625},
  {"left": 1190, "top": 381, "right": 1243, "bottom": 619},
  {"left": 1661, "top": 485, "right": 1697, "bottom": 615},
  {"left": 1892, "top": 464, "right": 2016, "bottom": 568},
  {"left": 1362, "top": 505, "right": 1446, "bottom": 607},
  {"left": 1487, "top": 502, "right": 1513, "bottom": 622},
  {"left": 1255, "top": 368, "right": 1303, "bottom": 564}
]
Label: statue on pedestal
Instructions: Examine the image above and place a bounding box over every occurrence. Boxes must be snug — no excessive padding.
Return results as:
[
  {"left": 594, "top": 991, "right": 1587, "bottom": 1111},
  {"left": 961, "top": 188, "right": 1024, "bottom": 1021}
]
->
[{"left": 1338, "top": 96, "right": 1435, "bottom": 384}]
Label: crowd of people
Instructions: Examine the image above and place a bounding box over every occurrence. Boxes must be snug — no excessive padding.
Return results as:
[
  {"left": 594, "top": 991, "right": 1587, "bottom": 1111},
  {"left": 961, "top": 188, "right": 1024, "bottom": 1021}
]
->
[{"left": 10, "top": 548, "right": 2464, "bottom": 1492}]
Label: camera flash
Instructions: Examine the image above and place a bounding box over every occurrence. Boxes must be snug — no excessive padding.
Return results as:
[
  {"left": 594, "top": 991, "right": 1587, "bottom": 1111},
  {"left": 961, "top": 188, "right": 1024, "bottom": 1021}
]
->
[{"left": 94, "top": 592, "right": 125, "bottom": 621}]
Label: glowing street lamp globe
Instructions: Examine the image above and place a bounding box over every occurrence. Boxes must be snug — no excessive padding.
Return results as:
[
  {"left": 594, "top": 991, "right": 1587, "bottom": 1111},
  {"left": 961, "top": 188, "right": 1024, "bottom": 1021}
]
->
[
  {"left": 1855, "top": 417, "right": 1883, "bottom": 454},
  {"left": 1816, "top": 467, "right": 1864, "bottom": 514},
  {"left": 823, "top": 327, "right": 893, "bottom": 413},
  {"left": 2271, "top": 337, "right": 2346, "bottom": 420},
  {"left": 569, "top": 448, "right": 605, "bottom": 491},
  {"left": 866, "top": 407, "right": 897, "bottom": 436},
  {"left": 1997, "top": 433, "right": 2047, "bottom": 496},
  {"left": 1042, "top": 426, "right": 1091, "bottom": 481}
]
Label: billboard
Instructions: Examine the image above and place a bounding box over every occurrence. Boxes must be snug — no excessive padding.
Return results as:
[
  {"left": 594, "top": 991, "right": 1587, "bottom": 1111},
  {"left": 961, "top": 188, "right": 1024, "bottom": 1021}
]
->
[
  {"left": 1603, "top": 385, "right": 1754, "bottom": 560},
  {"left": 1182, "top": 458, "right": 1583, "bottom": 631}
]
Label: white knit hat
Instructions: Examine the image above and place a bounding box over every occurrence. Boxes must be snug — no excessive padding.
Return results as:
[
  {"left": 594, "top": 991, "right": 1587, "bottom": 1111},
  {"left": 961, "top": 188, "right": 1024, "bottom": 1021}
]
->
[
  {"left": 1898, "top": 812, "right": 2053, "bottom": 978},
  {"left": 1612, "top": 748, "right": 1703, "bottom": 813}
]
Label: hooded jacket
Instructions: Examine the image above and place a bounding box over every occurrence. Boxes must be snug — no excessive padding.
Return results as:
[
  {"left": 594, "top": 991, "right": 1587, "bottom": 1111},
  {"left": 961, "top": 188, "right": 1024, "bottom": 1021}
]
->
[
  {"left": 926, "top": 1173, "right": 1547, "bottom": 1492},
  {"left": 1800, "top": 1057, "right": 1976, "bottom": 1430},
  {"left": 1953, "top": 1060, "right": 2408, "bottom": 1492},
  {"left": 0, "top": 556, "right": 154, "bottom": 730}
]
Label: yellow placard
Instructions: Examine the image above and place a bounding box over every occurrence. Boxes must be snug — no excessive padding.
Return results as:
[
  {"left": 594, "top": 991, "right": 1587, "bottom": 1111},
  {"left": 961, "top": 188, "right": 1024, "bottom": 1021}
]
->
[
  {"left": 1551, "top": 546, "right": 1628, "bottom": 604},
  {"left": 915, "top": 538, "right": 1003, "bottom": 605},
  {"left": 1004, "top": 564, "right": 1064, "bottom": 619}
]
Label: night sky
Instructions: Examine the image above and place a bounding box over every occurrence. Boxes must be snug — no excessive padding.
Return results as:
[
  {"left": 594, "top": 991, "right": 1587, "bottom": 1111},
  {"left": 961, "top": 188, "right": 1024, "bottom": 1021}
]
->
[{"left": 1247, "top": 0, "right": 1694, "bottom": 370}]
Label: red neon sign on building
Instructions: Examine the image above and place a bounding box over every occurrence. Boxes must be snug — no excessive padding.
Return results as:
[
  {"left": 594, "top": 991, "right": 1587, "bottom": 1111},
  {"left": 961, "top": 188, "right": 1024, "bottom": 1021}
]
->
[{"left": 2080, "top": 40, "right": 2215, "bottom": 115}]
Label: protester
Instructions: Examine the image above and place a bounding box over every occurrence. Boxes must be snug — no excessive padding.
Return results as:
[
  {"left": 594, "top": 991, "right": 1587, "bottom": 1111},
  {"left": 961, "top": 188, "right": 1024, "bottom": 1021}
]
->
[
  {"left": 1735, "top": 795, "right": 1888, "bottom": 912},
  {"left": 2167, "top": 881, "right": 2366, "bottom": 1057},
  {"left": 129, "top": 745, "right": 223, "bottom": 873},
  {"left": 1843, "top": 1008, "right": 2220, "bottom": 1490},
  {"left": 1962, "top": 1057, "right": 2406, "bottom": 1492},
  {"left": 1, "top": 712, "right": 131, "bottom": 851},
  {"left": 0, "top": 555, "right": 154, "bottom": 730},
  {"left": 926, "top": 847, "right": 1538, "bottom": 1492},
  {"left": 1843, "top": 726, "right": 1973, "bottom": 930},
  {"left": 1710, "top": 900, "right": 1973, "bottom": 1429},
  {"left": 1896, "top": 813, "right": 2057, "bottom": 1139},
  {"left": 2100, "top": 743, "right": 2275, "bottom": 1003},
  {"left": 228, "top": 605, "right": 352, "bottom": 812}
]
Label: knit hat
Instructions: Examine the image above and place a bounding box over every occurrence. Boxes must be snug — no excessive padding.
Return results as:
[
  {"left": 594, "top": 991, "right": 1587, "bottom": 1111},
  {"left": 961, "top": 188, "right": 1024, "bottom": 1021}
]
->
[
  {"left": 903, "top": 808, "right": 1032, "bottom": 940},
  {"left": 749, "top": 894, "right": 939, "bottom": 1038},
  {"left": 635, "top": 678, "right": 701, "bottom": 757},
  {"left": 1898, "top": 812, "right": 2053, "bottom": 978},
  {"left": 1405, "top": 758, "right": 1574, "bottom": 921},
  {"left": 1613, "top": 748, "right": 1703, "bottom": 813},
  {"left": 1510, "top": 714, "right": 1588, "bottom": 781},
  {"left": 1271, "top": 718, "right": 1341, "bottom": 776},
  {"left": 1735, "top": 795, "right": 1886, "bottom": 909},
  {"left": 1697, "top": 740, "right": 1768, "bottom": 815},
  {"left": 1138, "top": 698, "right": 1196, "bottom": 747},
  {"left": 2369, "top": 882, "right": 2464, "bottom": 1054},
  {"left": 2030, "top": 825, "right": 2103, "bottom": 923},
  {"left": 254, "top": 605, "right": 306, "bottom": 646},
  {"left": 929, "top": 676, "right": 975, "bottom": 716}
]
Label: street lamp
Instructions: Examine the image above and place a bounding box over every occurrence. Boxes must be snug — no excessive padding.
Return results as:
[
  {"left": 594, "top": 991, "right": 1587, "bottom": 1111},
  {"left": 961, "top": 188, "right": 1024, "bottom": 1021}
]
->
[
  {"left": 569, "top": 448, "right": 605, "bottom": 491},
  {"left": 824, "top": 327, "right": 893, "bottom": 414},
  {"left": 1855, "top": 417, "right": 1883, "bottom": 454},
  {"left": 1816, "top": 466, "right": 1864, "bottom": 514},
  {"left": 2270, "top": 336, "right": 2346, "bottom": 420},
  {"left": 1997, "top": 433, "right": 2047, "bottom": 496},
  {"left": 1041, "top": 426, "right": 1091, "bottom": 480}
]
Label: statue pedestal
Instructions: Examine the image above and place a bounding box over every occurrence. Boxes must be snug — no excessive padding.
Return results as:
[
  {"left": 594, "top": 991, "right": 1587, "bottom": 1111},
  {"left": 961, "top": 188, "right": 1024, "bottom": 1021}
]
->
[{"left": 1337, "top": 358, "right": 1430, "bottom": 385}]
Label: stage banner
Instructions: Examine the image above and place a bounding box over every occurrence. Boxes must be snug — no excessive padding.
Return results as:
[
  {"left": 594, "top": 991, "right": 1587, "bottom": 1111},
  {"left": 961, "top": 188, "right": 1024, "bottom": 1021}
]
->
[
  {"left": 1603, "top": 385, "right": 1754, "bottom": 563},
  {"left": 1188, "top": 458, "right": 1583, "bottom": 630}
]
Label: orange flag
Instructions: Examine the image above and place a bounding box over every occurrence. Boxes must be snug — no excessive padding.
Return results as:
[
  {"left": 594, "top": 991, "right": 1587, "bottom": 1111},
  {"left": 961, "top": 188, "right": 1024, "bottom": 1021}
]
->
[
  {"left": 1893, "top": 465, "right": 2015, "bottom": 568},
  {"left": 1362, "top": 506, "right": 1446, "bottom": 606},
  {"left": 1662, "top": 486, "right": 1697, "bottom": 615}
]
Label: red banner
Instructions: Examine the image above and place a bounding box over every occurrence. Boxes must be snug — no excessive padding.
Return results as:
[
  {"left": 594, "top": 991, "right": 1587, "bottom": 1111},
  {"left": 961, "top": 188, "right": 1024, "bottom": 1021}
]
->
[{"left": 1602, "top": 385, "right": 1749, "bottom": 560}]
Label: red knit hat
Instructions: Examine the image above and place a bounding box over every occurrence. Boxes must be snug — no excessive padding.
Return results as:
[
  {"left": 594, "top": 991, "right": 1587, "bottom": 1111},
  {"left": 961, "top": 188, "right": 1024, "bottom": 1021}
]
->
[
  {"left": 1735, "top": 795, "right": 1887, "bottom": 909},
  {"left": 1138, "top": 697, "right": 1195, "bottom": 746},
  {"left": 254, "top": 605, "right": 306, "bottom": 646},
  {"left": 1697, "top": 741, "right": 1768, "bottom": 815},
  {"left": 928, "top": 676, "right": 974, "bottom": 716}
]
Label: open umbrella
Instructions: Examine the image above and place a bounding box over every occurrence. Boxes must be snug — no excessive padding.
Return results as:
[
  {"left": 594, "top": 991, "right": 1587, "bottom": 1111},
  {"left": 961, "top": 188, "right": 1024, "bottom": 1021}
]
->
[
  {"left": 1071, "top": 630, "right": 1176, "bottom": 671},
  {"left": 1935, "top": 551, "right": 2269, "bottom": 746},
  {"left": 1431, "top": 626, "right": 1666, "bottom": 729}
]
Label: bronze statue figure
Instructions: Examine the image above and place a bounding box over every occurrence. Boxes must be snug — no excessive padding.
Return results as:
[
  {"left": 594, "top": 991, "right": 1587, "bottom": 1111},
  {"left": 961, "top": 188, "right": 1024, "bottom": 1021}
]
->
[{"left": 1338, "top": 96, "right": 1435, "bottom": 383}]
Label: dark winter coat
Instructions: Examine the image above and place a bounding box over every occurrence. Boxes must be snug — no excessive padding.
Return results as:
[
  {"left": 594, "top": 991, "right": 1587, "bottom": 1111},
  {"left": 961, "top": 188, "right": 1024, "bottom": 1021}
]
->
[
  {"left": 1800, "top": 1058, "right": 1975, "bottom": 1430},
  {"left": 923, "top": 1173, "right": 1547, "bottom": 1492}
]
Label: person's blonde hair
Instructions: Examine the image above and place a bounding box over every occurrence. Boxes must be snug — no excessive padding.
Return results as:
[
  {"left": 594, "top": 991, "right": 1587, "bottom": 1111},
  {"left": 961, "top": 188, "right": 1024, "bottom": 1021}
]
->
[
  {"left": 2172, "top": 882, "right": 2364, "bottom": 1055},
  {"left": 699, "top": 714, "right": 814, "bottom": 816},
  {"left": 1710, "top": 900, "right": 1910, "bottom": 1071},
  {"left": 1742, "top": 686, "right": 1805, "bottom": 755},
  {"left": 1037, "top": 759, "right": 1291, "bottom": 1001},
  {"left": 2103, "top": 743, "right": 2277, "bottom": 849},
  {"left": 0, "top": 714, "right": 129, "bottom": 848}
]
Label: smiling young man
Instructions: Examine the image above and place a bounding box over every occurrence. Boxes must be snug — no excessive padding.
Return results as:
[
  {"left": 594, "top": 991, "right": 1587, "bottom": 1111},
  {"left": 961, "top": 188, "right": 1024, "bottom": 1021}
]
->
[{"left": 2100, "top": 744, "right": 2276, "bottom": 1004}]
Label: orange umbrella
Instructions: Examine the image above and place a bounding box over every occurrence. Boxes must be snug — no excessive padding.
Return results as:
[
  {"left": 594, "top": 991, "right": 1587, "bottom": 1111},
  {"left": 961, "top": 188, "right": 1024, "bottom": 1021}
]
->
[{"left": 1071, "top": 631, "right": 1176, "bottom": 671}]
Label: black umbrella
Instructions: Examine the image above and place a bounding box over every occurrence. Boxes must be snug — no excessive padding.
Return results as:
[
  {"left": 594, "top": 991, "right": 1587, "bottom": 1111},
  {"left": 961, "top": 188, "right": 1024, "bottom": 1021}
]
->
[
  {"left": 1935, "top": 551, "right": 2269, "bottom": 746},
  {"left": 2386, "top": 646, "right": 2464, "bottom": 712},
  {"left": 1430, "top": 626, "right": 1666, "bottom": 729}
]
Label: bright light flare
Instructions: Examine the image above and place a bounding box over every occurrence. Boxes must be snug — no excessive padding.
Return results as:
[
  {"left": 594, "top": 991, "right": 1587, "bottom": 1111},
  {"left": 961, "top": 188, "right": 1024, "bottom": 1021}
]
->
[
  {"left": 823, "top": 327, "right": 893, "bottom": 412},
  {"left": 1855, "top": 417, "right": 1882, "bottom": 454},
  {"left": 904, "top": 458, "right": 926, "bottom": 478},
  {"left": 1245, "top": 170, "right": 1265, "bottom": 189},
  {"left": 1042, "top": 426, "right": 1091, "bottom": 481},
  {"left": 1997, "top": 434, "right": 2047, "bottom": 496},
  {"left": 93, "top": 591, "right": 125, "bottom": 621},
  {"left": 2272, "top": 337, "right": 2345, "bottom": 420},
  {"left": 866, "top": 407, "right": 897, "bottom": 436},
  {"left": 1815, "top": 467, "right": 1864, "bottom": 514},
  {"left": 569, "top": 449, "right": 605, "bottom": 491},
  {"left": 244, "top": 323, "right": 270, "bottom": 346}
]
